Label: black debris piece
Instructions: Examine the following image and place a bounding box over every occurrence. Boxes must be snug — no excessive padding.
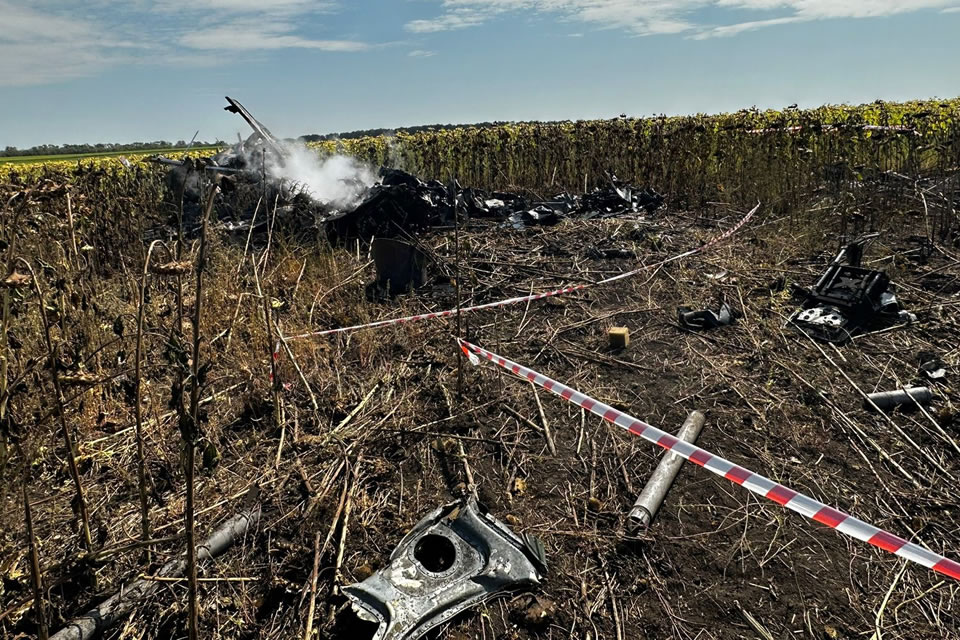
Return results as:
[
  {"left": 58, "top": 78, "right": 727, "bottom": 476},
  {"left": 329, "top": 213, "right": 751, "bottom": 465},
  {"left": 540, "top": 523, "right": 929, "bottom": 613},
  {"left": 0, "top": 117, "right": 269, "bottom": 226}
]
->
[
  {"left": 918, "top": 352, "right": 947, "bottom": 381},
  {"left": 586, "top": 247, "right": 637, "bottom": 260},
  {"left": 578, "top": 173, "right": 665, "bottom": 218},
  {"left": 509, "top": 206, "right": 564, "bottom": 229},
  {"left": 677, "top": 303, "right": 734, "bottom": 330},
  {"left": 379, "top": 167, "right": 423, "bottom": 189},
  {"left": 789, "top": 234, "right": 915, "bottom": 343},
  {"left": 865, "top": 387, "right": 934, "bottom": 412},
  {"left": 370, "top": 237, "right": 430, "bottom": 297},
  {"left": 325, "top": 168, "right": 452, "bottom": 239}
]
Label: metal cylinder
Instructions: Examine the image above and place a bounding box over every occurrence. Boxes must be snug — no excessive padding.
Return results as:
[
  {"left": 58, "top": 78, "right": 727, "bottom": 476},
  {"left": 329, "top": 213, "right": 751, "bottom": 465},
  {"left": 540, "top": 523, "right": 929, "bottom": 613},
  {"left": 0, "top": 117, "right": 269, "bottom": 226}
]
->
[
  {"left": 628, "top": 411, "right": 706, "bottom": 530},
  {"left": 864, "top": 387, "right": 933, "bottom": 411}
]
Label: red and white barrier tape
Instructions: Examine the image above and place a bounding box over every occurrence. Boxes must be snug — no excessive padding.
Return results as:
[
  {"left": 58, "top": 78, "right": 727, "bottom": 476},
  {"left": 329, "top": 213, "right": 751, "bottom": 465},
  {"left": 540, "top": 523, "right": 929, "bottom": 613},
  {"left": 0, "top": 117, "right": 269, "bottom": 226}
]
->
[
  {"left": 458, "top": 338, "right": 960, "bottom": 582},
  {"left": 285, "top": 203, "right": 760, "bottom": 342}
]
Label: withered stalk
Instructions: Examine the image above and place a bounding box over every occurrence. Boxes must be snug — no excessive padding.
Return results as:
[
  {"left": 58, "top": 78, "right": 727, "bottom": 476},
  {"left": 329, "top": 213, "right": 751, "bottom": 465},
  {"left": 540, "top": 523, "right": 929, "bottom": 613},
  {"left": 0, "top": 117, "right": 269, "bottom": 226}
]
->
[
  {"left": 451, "top": 181, "right": 464, "bottom": 397},
  {"left": 25, "top": 261, "right": 93, "bottom": 551},
  {"left": 0, "top": 192, "right": 27, "bottom": 480},
  {"left": 20, "top": 441, "right": 49, "bottom": 640},
  {"left": 250, "top": 254, "right": 283, "bottom": 466},
  {"left": 65, "top": 192, "right": 80, "bottom": 270},
  {"left": 185, "top": 183, "right": 218, "bottom": 640},
  {"left": 135, "top": 240, "right": 165, "bottom": 562}
]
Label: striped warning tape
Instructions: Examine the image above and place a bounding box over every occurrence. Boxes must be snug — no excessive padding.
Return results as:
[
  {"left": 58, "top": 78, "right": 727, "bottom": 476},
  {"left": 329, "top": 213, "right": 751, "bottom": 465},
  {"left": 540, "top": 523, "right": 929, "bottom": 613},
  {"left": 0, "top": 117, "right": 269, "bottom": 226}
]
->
[
  {"left": 284, "top": 203, "right": 760, "bottom": 342},
  {"left": 457, "top": 338, "right": 960, "bottom": 582}
]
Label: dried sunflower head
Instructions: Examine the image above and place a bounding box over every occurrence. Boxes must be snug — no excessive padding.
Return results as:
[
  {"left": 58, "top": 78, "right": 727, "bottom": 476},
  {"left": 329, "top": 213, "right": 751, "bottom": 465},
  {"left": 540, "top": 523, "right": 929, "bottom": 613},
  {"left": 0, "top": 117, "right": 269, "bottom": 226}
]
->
[
  {"left": 0, "top": 272, "right": 31, "bottom": 289},
  {"left": 150, "top": 261, "right": 193, "bottom": 276}
]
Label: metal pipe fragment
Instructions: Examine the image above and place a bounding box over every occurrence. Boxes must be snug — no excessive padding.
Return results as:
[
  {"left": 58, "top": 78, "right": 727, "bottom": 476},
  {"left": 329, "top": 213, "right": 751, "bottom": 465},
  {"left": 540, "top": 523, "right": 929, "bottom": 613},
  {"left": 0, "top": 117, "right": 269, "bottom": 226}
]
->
[
  {"left": 51, "top": 508, "right": 260, "bottom": 640},
  {"left": 864, "top": 387, "right": 933, "bottom": 411},
  {"left": 628, "top": 411, "right": 705, "bottom": 529}
]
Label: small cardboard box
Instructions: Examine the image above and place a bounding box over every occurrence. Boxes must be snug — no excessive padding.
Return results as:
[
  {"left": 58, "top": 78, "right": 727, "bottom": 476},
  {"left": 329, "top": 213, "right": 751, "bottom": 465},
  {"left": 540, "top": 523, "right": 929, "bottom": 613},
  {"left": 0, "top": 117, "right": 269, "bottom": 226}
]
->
[{"left": 608, "top": 327, "right": 630, "bottom": 349}]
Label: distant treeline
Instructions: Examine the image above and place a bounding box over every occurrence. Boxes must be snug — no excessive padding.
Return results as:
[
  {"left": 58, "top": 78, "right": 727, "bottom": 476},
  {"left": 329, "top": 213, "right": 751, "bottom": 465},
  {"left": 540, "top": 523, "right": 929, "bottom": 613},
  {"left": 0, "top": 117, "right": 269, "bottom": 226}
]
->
[
  {"left": 298, "top": 122, "right": 507, "bottom": 142},
  {"left": 0, "top": 140, "right": 226, "bottom": 158},
  {"left": 2, "top": 124, "right": 511, "bottom": 157}
]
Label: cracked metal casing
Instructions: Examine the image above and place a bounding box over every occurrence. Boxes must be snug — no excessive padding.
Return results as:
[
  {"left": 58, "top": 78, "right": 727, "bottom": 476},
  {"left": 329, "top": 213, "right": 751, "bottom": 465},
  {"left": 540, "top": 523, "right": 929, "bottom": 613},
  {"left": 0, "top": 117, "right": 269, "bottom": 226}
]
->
[{"left": 343, "top": 498, "right": 547, "bottom": 640}]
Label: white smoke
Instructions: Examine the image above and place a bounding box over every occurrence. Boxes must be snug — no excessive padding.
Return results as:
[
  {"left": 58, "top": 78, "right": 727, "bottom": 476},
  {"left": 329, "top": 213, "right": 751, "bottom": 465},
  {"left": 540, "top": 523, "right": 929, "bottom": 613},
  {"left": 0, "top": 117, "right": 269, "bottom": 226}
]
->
[{"left": 267, "top": 141, "right": 377, "bottom": 210}]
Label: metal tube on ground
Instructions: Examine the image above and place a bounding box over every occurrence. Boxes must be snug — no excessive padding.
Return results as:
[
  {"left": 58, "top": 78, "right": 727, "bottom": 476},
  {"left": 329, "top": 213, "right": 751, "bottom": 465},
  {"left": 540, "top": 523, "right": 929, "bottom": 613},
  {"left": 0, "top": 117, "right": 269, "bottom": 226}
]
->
[
  {"left": 628, "top": 411, "right": 706, "bottom": 530},
  {"left": 864, "top": 387, "right": 933, "bottom": 411},
  {"left": 50, "top": 508, "right": 259, "bottom": 640}
]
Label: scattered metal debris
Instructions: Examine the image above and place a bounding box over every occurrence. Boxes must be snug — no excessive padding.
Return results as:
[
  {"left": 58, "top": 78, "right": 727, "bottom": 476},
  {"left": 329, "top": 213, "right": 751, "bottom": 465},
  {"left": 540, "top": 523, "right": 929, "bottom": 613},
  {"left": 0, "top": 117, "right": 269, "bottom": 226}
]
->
[
  {"left": 152, "top": 99, "right": 667, "bottom": 242},
  {"left": 50, "top": 505, "right": 261, "bottom": 640},
  {"left": 865, "top": 387, "right": 933, "bottom": 411},
  {"left": 343, "top": 498, "right": 547, "bottom": 640},
  {"left": 678, "top": 303, "right": 734, "bottom": 329},
  {"left": 918, "top": 352, "right": 947, "bottom": 381},
  {"left": 508, "top": 177, "right": 663, "bottom": 229},
  {"left": 789, "top": 234, "right": 914, "bottom": 343},
  {"left": 580, "top": 173, "right": 664, "bottom": 217}
]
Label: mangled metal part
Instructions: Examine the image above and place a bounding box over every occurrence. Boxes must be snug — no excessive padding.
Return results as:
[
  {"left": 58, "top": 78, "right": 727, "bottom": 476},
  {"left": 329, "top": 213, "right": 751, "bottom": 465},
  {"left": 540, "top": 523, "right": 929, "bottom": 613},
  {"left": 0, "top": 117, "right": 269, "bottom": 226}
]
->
[
  {"left": 677, "top": 303, "right": 733, "bottom": 330},
  {"left": 918, "top": 352, "right": 947, "bottom": 381},
  {"left": 509, "top": 205, "right": 564, "bottom": 229},
  {"left": 344, "top": 498, "right": 547, "bottom": 640},
  {"left": 789, "top": 234, "right": 913, "bottom": 343},
  {"left": 223, "top": 96, "right": 286, "bottom": 159},
  {"left": 879, "top": 291, "right": 917, "bottom": 325},
  {"left": 794, "top": 305, "right": 848, "bottom": 334}
]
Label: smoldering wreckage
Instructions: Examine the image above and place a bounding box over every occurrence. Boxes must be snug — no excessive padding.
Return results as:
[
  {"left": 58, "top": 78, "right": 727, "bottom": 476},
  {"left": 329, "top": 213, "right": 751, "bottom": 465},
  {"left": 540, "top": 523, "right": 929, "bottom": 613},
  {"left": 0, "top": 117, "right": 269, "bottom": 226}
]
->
[
  {"left": 65, "top": 97, "right": 934, "bottom": 640},
  {"left": 156, "top": 99, "right": 918, "bottom": 334}
]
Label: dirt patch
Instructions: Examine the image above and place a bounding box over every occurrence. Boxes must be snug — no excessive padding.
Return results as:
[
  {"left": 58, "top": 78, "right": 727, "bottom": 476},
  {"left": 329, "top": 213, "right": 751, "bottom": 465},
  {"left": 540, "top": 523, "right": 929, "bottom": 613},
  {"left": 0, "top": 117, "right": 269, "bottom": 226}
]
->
[{"left": 0, "top": 187, "right": 958, "bottom": 640}]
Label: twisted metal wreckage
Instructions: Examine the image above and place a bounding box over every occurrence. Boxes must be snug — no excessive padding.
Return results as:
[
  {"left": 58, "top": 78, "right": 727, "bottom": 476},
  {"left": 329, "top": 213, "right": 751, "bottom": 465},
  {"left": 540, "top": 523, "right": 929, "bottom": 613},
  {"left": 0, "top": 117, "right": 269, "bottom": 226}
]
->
[{"left": 151, "top": 97, "right": 666, "bottom": 240}]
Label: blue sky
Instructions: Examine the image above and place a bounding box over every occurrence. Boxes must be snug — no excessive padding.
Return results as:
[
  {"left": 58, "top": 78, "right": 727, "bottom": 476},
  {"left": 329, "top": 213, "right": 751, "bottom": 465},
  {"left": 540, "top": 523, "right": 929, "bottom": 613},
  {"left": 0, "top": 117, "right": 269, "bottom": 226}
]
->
[{"left": 1, "top": 0, "right": 958, "bottom": 148}]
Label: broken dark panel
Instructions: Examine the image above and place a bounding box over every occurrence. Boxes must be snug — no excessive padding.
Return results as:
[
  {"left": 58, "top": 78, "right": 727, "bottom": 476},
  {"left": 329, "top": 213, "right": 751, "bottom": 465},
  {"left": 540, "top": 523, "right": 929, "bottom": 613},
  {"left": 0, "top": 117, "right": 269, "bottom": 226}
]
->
[{"left": 371, "top": 238, "right": 430, "bottom": 296}]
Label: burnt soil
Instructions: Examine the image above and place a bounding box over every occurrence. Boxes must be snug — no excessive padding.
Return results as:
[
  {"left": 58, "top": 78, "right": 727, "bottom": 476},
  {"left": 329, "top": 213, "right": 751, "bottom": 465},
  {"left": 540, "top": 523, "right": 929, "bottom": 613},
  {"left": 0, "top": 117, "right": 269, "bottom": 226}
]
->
[{"left": 1, "top": 190, "right": 959, "bottom": 640}]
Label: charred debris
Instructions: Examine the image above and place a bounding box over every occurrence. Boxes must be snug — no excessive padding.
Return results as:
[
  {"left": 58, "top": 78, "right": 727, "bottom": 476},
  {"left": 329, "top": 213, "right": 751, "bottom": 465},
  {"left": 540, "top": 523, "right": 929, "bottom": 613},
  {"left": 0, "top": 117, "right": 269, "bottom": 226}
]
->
[
  {"left": 154, "top": 98, "right": 921, "bottom": 345},
  {"left": 151, "top": 97, "right": 665, "bottom": 241},
  {"left": 787, "top": 234, "right": 916, "bottom": 343}
]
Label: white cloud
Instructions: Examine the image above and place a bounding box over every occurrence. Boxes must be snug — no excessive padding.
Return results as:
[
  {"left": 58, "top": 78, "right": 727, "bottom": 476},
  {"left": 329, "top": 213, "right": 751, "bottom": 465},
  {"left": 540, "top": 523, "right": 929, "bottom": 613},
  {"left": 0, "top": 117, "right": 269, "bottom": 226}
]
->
[
  {"left": 693, "top": 15, "right": 802, "bottom": 38},
  {"left": 0, "top": 0, "right": 370, "bottom": 86},
  {"left": 179, "top": 20, "right": 368, "bottom": 51},
  {"left": 407, "top": 0, "right": 956, "bottom": 37},
  {"left": 153, "top": 0, "right": 338, "bottom": 14},
  {"left": 406, "top": 11, "right": 488, "bottom": 32},
  {"left": 408, "top": 49, "right": 438, "bottom": 57},
  {"left": 0, "top": 1, "right": 137, "bottom": 85}
]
